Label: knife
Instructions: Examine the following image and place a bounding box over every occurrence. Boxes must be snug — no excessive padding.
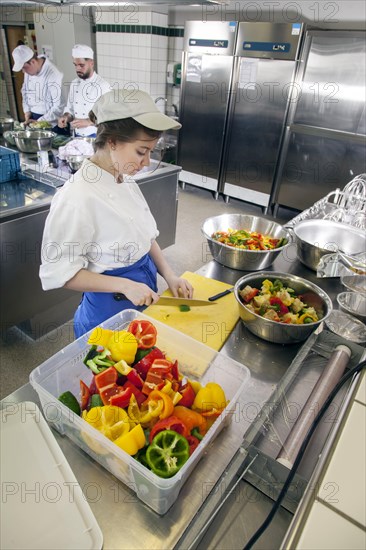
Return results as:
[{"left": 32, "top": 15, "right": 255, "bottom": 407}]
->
[
  {"left": 113, "top": 293, "right": 216, "bottom": 307},
  {"left": 208, "top": 287, "right": 234, "bottom": 301}
]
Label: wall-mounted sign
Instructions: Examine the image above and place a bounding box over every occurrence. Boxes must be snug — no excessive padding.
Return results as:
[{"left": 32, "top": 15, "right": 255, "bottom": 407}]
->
[
  {"left": 243, "top": 42, "right": 291, "bottom": 53},
  {"left": 189, "top": 39, "right": 229, "bottom": 48}
]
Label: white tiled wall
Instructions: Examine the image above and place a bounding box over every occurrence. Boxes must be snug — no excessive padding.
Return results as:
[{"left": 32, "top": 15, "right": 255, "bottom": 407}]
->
[{"left": 95, "top": 10, "right": 171, "bottom": 112}]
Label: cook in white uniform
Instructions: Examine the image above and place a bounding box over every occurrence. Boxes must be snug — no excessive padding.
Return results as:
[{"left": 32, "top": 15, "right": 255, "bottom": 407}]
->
[
  {"left": 12, "top": 45, "right": 65, "bottom": 127},
  {"left": 58, "top": 44, "right": 111, "bottom": 137},
  {"left": 40, "top": 89, "right": 193, "bottom": 338}
]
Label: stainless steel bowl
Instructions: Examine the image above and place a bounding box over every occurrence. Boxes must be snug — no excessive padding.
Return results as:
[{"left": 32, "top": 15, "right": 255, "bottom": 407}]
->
[
  {"left": 292, "top": 219, "right": 366, "bottom": 271},
  {"left": 66, "top": 155, "right": 86, "bottom": 172},
  {"left": 13, "top": 130, "right": 56, "bottom": 153},
  {"left": 341, "top": 274, "right": 366, "bottom": 295},
  {"left": 202, "top": 214, "right": 290, "bottom": 271},
  {"left": 3, "top": 130, "right": 16, "bottom": 147},
  {"left": 337, "top": 292, "right": 366, "bottom": 322},
  {"left": 234, "top": 271, "right": 333, "bottom": 344},
  {"left": 0, "top": 117, "right": 14, "bottom": 135}
]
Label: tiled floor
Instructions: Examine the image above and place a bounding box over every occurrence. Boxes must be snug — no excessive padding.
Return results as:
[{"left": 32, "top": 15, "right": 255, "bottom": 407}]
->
[{"left": 0, "top": 184, "right": 296, "bottom": 400}]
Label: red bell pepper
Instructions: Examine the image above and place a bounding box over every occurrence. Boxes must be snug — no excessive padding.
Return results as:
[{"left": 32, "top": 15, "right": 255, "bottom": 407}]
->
[
  {"left": 109, "top": 387, "right": 133, "bottom": 409},
  {"left": 123, "top": 380, "right": 146, "bottom": 407},
  {"left": 142, "top": 371, "right": 166, "bottom": 395},
  {"left": 186, "top": 434, "right": 200, "bottom": 455},
  {"left": 269, "top": 296, "right": 289, "bottom": 315},
  {"left": 89, "top": 376, "right": 98, "bottom": 395},
  {"left": 127, "top": 320, "right": 158, "bottom": 349},
  {"left": 178, "top": 382, "right": 196, "bottom": 408},
  {"left": 134, "top": 348, "right": 165, "bottom": 379},
  {"left": 149, "top": 358, "right": 174, "bottom": 376},
  {"left": 80, "top": 380, "right": 90, "bottom": 411},
  {"left": 95, "top": 367, "right": 132, "bottom": 406},
  {"left": 149, "top": 415, "right": 188, "bottom": 443},
  {"left": 95, "top": 366, "right": 118, "bottom": 390},
  {"left": 241, "top": 287, "right": 259, "bottom": 303},
  {"left": 171, "top": 360, "right": 180, "bottom": 381},
  {"left": 127, "top": 369, "right": 144, "bottom": 390}
]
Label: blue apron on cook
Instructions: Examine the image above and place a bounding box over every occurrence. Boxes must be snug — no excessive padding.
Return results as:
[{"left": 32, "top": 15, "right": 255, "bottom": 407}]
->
[{"left": 73, "top": 253, "right": 158, "bottom": 338}]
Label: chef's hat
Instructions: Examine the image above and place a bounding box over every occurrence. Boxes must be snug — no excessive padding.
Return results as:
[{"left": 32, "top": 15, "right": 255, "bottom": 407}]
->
[{"left": 72, "top": 44, "right": 94, "bottom": 60}]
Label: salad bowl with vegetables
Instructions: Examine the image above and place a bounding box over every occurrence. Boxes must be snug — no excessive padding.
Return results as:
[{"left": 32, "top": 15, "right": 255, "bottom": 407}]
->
[
  {"left": 202, "top": 214, "right": 291, "bottom": 271},
  {"left": 234, "top": 272, "right": 332, "bottom": 344},
  {"left": 30, "top": 310, "right": 250, "bottom": 514}
]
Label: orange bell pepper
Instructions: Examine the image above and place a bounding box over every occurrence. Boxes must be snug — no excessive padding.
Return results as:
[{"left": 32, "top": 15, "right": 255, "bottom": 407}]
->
[
  {"left": 147, "top": 389, "right": 174, "bottom": 420},
  {"left": 173, "top": 405, "right": 207, "bottom": 436}
]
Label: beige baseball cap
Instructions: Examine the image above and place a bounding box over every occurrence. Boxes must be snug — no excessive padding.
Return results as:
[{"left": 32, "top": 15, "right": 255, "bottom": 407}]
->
[
  {"left": 92, "top": 89, "right": 181, "bottom": 131},
  {"left": 12, "top": 45, "right": 34, "bottom": 72}
]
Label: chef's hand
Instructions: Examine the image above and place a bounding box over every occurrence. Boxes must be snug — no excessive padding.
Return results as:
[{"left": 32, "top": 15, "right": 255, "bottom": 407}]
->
[
  {"left": 58, "top": 115, "right": 69, "bottom": 128},
  {"left": 166, "top": 275, "right": 194, "bottom": 299},
  {"left": 23, "top": 112, "right": 32, "bottom": 126},
  {"left": 70, "top": 118, "right": 93, "bottom": 129},
  {"left": 121, "top": 281, "right": 160, "bottom": 307}
]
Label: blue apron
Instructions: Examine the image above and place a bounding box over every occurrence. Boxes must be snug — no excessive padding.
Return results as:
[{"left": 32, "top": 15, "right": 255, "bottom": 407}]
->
[{"left": 73, "top": 253, "right": 158, "bottom": 338}]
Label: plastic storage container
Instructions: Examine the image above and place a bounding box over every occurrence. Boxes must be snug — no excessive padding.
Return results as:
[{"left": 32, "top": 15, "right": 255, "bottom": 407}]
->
[
  {"left": 0, "top": 146, "right": 21, "bottom": 183},
  {"left": 30, "top": 309, "right": 250, "bottom": 515}
]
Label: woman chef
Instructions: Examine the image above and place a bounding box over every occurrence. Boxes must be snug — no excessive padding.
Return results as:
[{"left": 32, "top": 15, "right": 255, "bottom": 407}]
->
[{"left": 40, "top": 89, "right": 193, "bottom": 338}]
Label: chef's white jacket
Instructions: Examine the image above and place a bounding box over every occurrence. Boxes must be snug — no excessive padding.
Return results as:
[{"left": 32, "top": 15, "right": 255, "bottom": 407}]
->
[
  {"left": 39, "top": 159, "right": 159, "bottom": 290},
  {"left": 64, "top": 72, "right": 111, "bottom": 136},
  {"left": 21, "top": 57, "right": 65, "bottom": 125}
]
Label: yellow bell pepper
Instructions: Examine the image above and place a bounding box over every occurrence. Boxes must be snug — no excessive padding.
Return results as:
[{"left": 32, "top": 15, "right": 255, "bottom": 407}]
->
[
  {"left": 87, "top": 327, "right": 114, "bottom": 348},
  {"left": 107, "top": 330, "right": 138, "bottom": 363},
  {"left": 188, "top": 379, "right": 202, "bottom": 395},
  {"left": 192, "top": 382, "right": 227, "bottom": 414},
  {"left": 297, "top": 311, "right": 318, "bottom": 324},
  {"left": 128, "top": 394, "right": 154, "bottom": 427},
  {"left": 161, "top": 380, "right": 183, "bottom": 405},
  {"left": 114, "top": 423, "right": 146, "bottom": 455},
  {"left": 82, "top": 405, "right": 131, "bottom": 441}
]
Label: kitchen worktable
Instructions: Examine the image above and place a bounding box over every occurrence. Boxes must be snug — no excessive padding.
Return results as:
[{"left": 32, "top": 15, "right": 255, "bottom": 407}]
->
[{"left": 1, "top": 246, "right": 361, "bottom": 549}]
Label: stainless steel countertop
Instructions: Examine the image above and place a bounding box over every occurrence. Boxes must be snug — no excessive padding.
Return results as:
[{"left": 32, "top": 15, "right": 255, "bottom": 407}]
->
[{"left": 1, "top": 245, "right": 345, "bottom": 549}]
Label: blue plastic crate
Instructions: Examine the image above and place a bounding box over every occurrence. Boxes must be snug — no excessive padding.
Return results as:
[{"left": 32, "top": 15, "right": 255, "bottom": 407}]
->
[{"left": 0, "top": 146, "right": 21, "bottom": 183}]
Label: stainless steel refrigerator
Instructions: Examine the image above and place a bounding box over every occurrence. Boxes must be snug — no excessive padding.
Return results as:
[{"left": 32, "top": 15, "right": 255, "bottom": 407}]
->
[
  {"left": 220, "top": 22, "right": 303, "bottom": 209},
  {"left": 271, "top": 30, "right": 366, "bottom": 212},
  {"left": 177, "top": 21, "right": 238, "bottom": 197}
]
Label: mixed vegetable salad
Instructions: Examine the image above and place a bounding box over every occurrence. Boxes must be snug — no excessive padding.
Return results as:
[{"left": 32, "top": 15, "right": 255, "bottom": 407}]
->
[
  {"left": 239, "top": 279, "right": 321, "bottom": 324},
  {"left": 58, "top": 320, "right": 228, "bottom": 478},
  {"left": 28, "top": 121, "right": 52, "bottom": 129},
  {"left": 211, "top": 228, "right": 287, "bottom": 251}
]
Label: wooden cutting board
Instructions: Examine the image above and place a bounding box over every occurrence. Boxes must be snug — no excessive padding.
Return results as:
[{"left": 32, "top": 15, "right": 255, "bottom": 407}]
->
[{"left": 144, "top": 271, "right": 240, "bottom": 351}]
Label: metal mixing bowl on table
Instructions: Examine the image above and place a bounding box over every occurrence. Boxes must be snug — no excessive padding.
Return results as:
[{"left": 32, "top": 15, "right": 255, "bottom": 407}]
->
[
  {"left": 201, "top": 214, "right": 291, "bottom": 271},
  {"left": 13, "top": 130, "right": 56, "bottom": 153},
  {"left": 234, "top": 271, "right": 333, "bottom": 344},
  {"left": 337, "top": 292, "right": 366, "bottom": 322},
  {"left": 291, "top": 219, "right": 366, "bottom": 271},
  {"left": 0, "top": 118, "right": 15, "bottom": 135},
  {"left": 65, "top": 155, "right": 87, "bottom": 173}
]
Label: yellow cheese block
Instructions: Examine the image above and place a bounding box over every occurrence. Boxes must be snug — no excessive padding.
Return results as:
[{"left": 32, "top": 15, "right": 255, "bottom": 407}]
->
[{"left": 145, "top": 271, "right": 240, "bottom": 351}]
